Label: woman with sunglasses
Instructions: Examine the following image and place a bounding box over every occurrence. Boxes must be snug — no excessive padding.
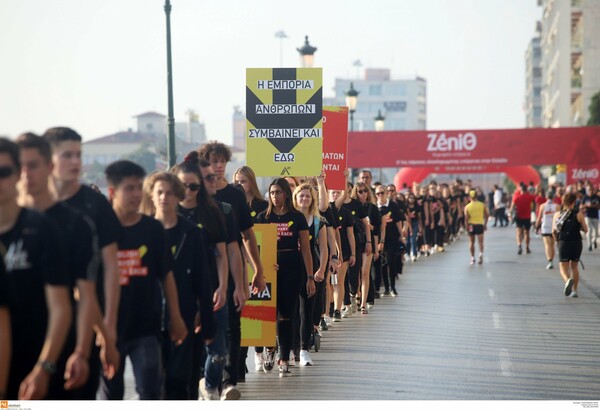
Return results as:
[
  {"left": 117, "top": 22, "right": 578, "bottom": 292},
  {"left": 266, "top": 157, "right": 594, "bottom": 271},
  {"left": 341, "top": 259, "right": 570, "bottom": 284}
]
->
[
  {"left": 292, "top": 183, "right": 328, "bottom": 366},
  {"left": 139, "top": 171, "right": 216, "bottom": 399},
  {"left": 406, "top": 193, "right": 423, "bottom": 262},
  {"left": 170, "top": 152, "right": 230, "bottom": 400},
  {"left": 350, "top": 182, "right": 380, "bottom": 313},
  {"left": 233, "top": 166, "right": 268, "bottom": 220},
  {"left": 256, "top": 178, "right": 315, "bottom": 377},
  {"left": 375, "top": 185, "right": 403, "bottom": 297}
]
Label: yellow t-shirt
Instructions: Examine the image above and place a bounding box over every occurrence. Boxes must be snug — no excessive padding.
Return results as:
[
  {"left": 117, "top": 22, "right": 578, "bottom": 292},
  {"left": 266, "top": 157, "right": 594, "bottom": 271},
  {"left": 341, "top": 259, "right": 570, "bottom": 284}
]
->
[{"left": 465, "top": 201, "right": 485, "bottom": 225}]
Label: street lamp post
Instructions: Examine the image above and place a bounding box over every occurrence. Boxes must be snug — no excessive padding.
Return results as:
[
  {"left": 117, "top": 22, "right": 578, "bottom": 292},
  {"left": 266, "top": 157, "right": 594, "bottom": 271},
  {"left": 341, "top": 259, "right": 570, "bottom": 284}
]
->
[
  {"left": 165, "top": 0, "right": 176, "bottom": 169},
  {"left": 374, "top": 109, "right": 385, "bottom": 132},
  {"left": 374, "top": 109, "right": 385, "bottom": 181},
  {"left": 345, "top": 82, "right": 359, "bottom": 132},
  {"left": 275, "top": 30, "right": 288, "bottom": 67},
  {"left": 297, "top": 35, "right": 317, "bottom": 68}
]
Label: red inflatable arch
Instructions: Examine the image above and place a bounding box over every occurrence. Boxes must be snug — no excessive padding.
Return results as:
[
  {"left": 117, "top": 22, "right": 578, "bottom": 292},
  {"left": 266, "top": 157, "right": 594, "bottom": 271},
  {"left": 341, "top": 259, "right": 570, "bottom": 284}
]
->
[{"left": 393, "top": 165, "right": 541, "bottom": 190}]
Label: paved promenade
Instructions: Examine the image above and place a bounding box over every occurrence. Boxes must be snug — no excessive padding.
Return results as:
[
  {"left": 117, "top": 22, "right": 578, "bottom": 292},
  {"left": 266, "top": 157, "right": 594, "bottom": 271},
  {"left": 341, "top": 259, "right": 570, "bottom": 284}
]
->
[{"left": 124, "top": 225, "right": 600, "bottom": 400}]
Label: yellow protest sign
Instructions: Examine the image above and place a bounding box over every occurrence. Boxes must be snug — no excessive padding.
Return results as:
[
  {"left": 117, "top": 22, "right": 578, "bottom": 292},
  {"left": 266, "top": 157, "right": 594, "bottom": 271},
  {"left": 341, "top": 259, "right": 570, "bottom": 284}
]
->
[{"left": 246, "top": 67, "right": 323, "bottom": 177}]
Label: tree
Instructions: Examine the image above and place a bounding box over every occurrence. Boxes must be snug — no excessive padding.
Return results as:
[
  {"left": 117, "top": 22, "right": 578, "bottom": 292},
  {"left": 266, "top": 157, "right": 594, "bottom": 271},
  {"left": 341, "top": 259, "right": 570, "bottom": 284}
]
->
[
  {"left": 588, "top": 90, "right": 600, "bottom": 126},
  {"left": 123, "top": 143, "right": 158, "bottom": 174}
]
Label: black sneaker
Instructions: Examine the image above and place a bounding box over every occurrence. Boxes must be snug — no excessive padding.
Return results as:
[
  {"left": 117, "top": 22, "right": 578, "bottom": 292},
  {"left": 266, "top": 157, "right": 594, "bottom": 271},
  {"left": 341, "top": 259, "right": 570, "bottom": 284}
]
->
[
  {"left": 319, "top": 318, "right": 329, "bottom": 331},
  {"left": 391, "top": 289, "right": 398, "bottom": 297},
  {"left": 589, "top": 245, "right": 593, "bottom": 252},
  {"left": 374, "top": 292, "right": 381, "bottom": 299},
  {"left": 564, "top": 278, "right": 574, "bottom": 296},
  {"left": 382, "top": 290, "right": 391, "bottom": 297},
  {"left": 333, "top": 310, "right": 342, "bottom": 322},
  {"left": 517, "top": 246, "right": 522, "bottom": 255},
  {"left": 526, "top": 248, "right": 531, "bottom": 254}
]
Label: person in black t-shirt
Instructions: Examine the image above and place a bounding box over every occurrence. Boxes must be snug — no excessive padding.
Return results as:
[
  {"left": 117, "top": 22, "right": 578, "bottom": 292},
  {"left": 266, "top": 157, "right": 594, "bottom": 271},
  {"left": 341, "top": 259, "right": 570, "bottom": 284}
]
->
[
  {"left": 43, "top": 127, "right": 121, "bottom": 396},
  {"left": 0, "top": 138, "right": 72, "bottom": 400},
  {"left": 17, "top": 133, "right": 102, "bottom": 398},
  {"left": 100, "top": 160, "right": 187, "bottom": 400},
  {"left": 328, "top": 189, "right": 355, "bottom": 321},
  {"left": 581, "top": 184, "right": 599, "bottom": 252},
  {"left": 199, "top": 142, "right": 265, "bottom": 397},
  {"left": 0, "top": 258, "right": 11, "bottom": 399},
  {"left": 140, "top": 171, "right": 216, "bottom": 400},
  {"left": 256, "top": 178, "right": 315, "bottom": 377},
  {"left": 171, "top": 155, "right": 230, "bottom": 401},
  {"left": 375, "top": 185, "right": 403, "bottom": 297}
]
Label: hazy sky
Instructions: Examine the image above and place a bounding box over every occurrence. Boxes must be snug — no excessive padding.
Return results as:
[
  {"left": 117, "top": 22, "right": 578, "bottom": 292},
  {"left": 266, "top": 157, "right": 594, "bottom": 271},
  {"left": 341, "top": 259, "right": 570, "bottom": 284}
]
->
[{"left": 0, "top": 0, "right": 541, "bottom": 144}]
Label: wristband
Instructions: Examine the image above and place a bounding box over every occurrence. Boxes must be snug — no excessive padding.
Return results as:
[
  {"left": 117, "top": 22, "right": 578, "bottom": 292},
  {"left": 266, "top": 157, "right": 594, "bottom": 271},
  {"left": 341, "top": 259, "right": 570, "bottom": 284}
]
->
[
  {"left": 366, "top": 241, "right": 371, "bottom": 243},
  {"left": 308, "top": 275, "right": 315, "bottom": 280},
  {"left": 37, "top": 360, "right": 57, "bottom": 374}
]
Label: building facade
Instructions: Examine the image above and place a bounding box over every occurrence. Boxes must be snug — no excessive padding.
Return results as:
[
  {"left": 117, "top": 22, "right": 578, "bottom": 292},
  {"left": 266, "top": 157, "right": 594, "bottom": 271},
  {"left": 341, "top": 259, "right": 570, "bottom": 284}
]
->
[
  {"left": 327, "top": 68, "right": 427, "bottom": 132},
  {"left": 525, "top": 22, "right": 543, "bottom": 128},
  {"left": 539, "top": 0, "right": 600, "bottom": 127}
]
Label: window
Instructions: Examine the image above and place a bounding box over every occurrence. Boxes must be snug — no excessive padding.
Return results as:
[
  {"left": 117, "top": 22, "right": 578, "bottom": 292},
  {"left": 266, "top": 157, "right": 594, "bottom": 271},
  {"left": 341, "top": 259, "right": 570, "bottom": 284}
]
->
[
  {"left": 369, "top": 84, "right": 382, "bottom": 96},
  {"left": 533, "top": 67, "right": 542, "bottom": 77},
  {"left": 385, "top": 83, "right": 406, "bottom": 96},
  {"left": 534, "top": 87, "right": 541, "bottom": 97}
]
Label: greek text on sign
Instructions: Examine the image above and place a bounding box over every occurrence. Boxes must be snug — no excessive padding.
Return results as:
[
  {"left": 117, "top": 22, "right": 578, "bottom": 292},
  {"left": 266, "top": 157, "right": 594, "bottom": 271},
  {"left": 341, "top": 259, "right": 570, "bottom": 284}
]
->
[
  {"left": 256, "top": 104, "right": 316, "bottom": 114},
  {"left": 249, "top": 128, "right": 322, "bottom": 138},
  {"left": 246, "top": 67, "right": 323, "bottom": 177},
  {"left": 257, "top": 80, "right": 314, "bottom": 89}
]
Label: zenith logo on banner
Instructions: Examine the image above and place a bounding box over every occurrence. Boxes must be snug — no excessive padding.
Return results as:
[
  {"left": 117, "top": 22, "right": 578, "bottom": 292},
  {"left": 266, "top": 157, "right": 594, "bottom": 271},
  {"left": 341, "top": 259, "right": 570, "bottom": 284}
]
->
[
  {"left": 426, "top": 132, "right": 477, "bottom": 152},
  {"left": 571, "top": 168, "right": 599, "bottom": 180}
]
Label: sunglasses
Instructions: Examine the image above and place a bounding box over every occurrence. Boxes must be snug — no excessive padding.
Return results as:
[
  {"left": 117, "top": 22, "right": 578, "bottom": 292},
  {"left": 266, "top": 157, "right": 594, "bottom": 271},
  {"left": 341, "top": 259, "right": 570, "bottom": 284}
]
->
[
  {"left": 387, "top": 189, "right": 395, "bottom": 192},
  {"left": 0, "top": 166, "right": 16, "bottom": 179},
  {"left": 357, "top": 189, "right": 369, "bottom": 194},
  {"left": 184, "top": 183, "right": 200, "bottom": 192},
  {"left": 203, "top": 173, "right": 216, "bottom": 182},
  {"left": 376, "top": 191, "right": 385, "bottom": 196}
]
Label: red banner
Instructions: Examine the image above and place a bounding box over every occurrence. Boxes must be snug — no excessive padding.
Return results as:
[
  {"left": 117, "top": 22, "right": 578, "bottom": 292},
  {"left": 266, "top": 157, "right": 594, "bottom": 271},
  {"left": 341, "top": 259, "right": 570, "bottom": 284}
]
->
[
  {"left": 347, "top": 127, "right": 600, "bottom": 171},
  {"left": 322, "top": 106, "right": 348, "bottom": 190},
  {"left": 567, "top": 163, "right": 600, "bottom": 185}
]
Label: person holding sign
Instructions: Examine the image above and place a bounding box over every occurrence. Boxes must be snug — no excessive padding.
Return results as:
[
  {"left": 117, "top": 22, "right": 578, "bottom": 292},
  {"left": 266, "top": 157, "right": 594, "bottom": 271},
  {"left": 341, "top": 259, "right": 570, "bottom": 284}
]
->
[{"left": 256, "top": 179, "right": 315, "bottom": 377}]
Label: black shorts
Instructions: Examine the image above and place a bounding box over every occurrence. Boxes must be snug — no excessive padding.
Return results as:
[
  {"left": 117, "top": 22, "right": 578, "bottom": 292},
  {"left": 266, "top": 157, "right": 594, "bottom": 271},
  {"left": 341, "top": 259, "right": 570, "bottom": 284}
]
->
[
  {"left": 468, "top": 224, "right": 484, "bottom": 235},
  {"left": 558, "top": 240, "right": 582, "bottom": 262},
  {"left": 516, "top": 218, "right": 531, "bottom": 230},
  {"left": 541, "top": 233, "right": 553, "bottom": 238}
]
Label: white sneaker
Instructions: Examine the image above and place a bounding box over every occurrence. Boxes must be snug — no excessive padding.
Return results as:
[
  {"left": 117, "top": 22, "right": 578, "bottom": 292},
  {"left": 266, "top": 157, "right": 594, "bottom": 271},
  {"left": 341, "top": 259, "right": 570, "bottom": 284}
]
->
[
  {"left": 220, "top": 384, "right": 241, "bottom": 400},
  {"left": 546, "top": 261, "right": 553, "bottom": 270},
  {"left": 299, "top": 350, "right": 313, "bottom": 366},
  {"left": 350, "top": 297, "right": 357, "bottom": 314},
  {"left": 324, "top": 315, "right": 333, "bottom": 326},
  {"left": 263, "top": 349, "right": 275, "bottom": 372},
  {"left": 569, "top": 290, "right": 578, "bottom": 298},
  {"left": 278, "top": 361, "right": 291, "bottom": 377},
  {"left": 341, "top": 306, "right": 352, "bottom": 318},
  {"left": 367, "top": 302, "right": 374, "bottom": 311},
  {"left": 254, "top": 352, "right": 264, "bottom": 372},
  {"left": 199, "top": 378, "right": 219, "bottom": 400}
]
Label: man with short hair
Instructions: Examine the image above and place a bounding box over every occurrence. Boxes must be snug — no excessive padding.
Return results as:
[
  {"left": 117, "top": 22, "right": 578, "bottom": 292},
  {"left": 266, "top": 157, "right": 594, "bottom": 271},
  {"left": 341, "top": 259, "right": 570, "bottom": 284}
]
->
[
  {"left": 43, "top": 127, "right": 121, "bottom": 397},
  {"left": 17, "top": 133, "right": 104, "bottom": 398},
  {"left": 0, "top": 138, "right": 72, "bottom": 400},
  {"left": 100, "top": 160, "right": 187, "bottom": 400},
  {"left": 358, "top": 169, "right": 373, "bottom": 192},
  {"left": 509, "top": 183, "right": 535, "bottom": 255},
  {"left": 465, "top": 190, "right": 489, "bottom": 265}
]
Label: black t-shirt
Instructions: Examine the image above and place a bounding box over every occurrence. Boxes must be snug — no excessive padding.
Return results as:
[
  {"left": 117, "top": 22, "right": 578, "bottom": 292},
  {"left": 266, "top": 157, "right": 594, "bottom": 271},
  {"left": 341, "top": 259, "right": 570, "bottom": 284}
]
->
[
  {"left": 378, "top": 200, "right": 402, "bottom": 243},
  {"left": 250, "top": 198, "right": 268, "bottom": 221},
  {"left": 256, "top": 209, "right": 308, "bottom": 251},
  {"left": 2, "top": 208, "right": 69, "bottom": 398},
  {"left": 65, "top": 185, "right": 121, "bottom": 307},
  {"left": 583, "top": 194, "right": 600, "bottom": 219},
  {"left": 117, "top": 215, "right": 172, "bottom": 342},
  {"left": 216, "top": 200, "right": 242, "bottom": 245},
  {"left": 323, "top": 204, "right": 337, "bottom": 229},
  {"left": 215, "top": 184, "right": 254, "bottom": 234},
  {"left": 0, "top": 259, "right": 7, "bottom": 307},
  {"left": 363, "top": 202, "right": 381, "bottom": 238},
  {"left": 341, "top": 198, "right": 368, "bottom": 244},
  {"left": 164, "top": 217, "right": 216, "bottom": 339},
  {"left": 335, "top": 206, "right": 354, "bottom": 258},
  {"left": 45, "top": 202, "right": 99, "bottom": 285},
  {"left": 178, "top": 203, "right": 226, "bottom": 291},
  {"left": 407, "top": 204, "right": 419, "bottom": 225}
]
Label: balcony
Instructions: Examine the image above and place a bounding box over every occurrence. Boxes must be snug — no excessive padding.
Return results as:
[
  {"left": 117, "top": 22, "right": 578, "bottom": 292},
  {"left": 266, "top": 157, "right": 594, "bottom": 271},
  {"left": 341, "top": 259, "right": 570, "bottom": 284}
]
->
[{"left": 571, "top": 74, "right": 582, "bottom": 89}]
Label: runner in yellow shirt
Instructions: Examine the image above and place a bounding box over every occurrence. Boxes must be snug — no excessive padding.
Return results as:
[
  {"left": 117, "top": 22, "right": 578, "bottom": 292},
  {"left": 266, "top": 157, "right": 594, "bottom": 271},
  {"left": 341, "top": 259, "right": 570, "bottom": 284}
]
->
[{"left": 465, "top": 190, "right": 490, "bottom": 265}]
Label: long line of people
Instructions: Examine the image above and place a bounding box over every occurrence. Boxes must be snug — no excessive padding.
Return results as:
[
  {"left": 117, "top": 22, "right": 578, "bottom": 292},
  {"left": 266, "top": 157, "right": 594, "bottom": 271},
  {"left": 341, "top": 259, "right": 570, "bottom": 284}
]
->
[{"left": 3, "top": 127, "right": 596, "bottom": 401}]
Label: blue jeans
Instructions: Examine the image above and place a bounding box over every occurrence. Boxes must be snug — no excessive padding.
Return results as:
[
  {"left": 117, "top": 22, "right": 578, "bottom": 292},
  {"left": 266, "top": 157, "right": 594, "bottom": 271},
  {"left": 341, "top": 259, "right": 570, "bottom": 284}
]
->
[
  {"left": 100, "top": 335, "right": 163, "bottom": 400},
  {"left": 204, "top": 303, "right": 229, "bottom": 390}
]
